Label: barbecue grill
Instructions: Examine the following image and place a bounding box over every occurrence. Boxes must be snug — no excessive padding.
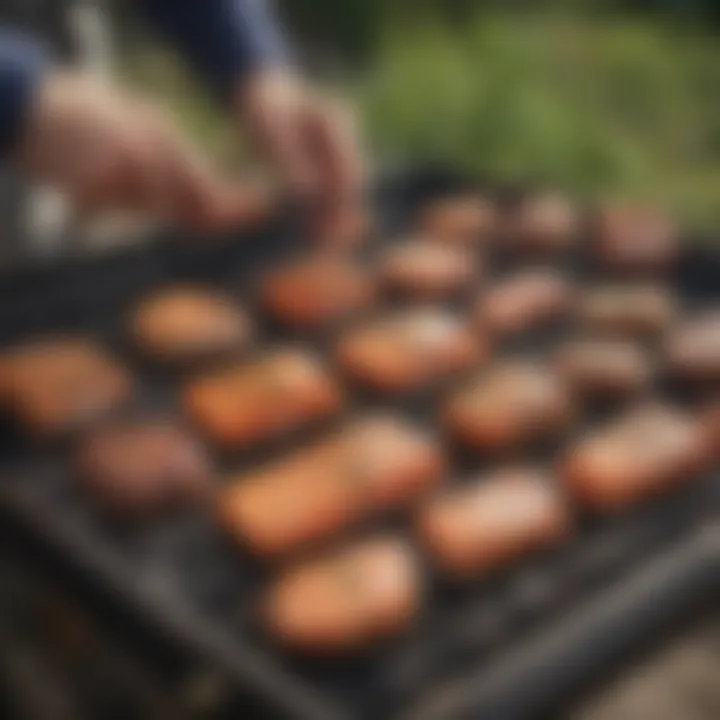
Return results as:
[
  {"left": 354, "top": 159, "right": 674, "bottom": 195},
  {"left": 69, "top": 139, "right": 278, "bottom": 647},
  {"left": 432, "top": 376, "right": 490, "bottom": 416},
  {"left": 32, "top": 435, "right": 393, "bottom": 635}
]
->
[{"left": 0, "top": 166, "right": 717, "bottom": 720}]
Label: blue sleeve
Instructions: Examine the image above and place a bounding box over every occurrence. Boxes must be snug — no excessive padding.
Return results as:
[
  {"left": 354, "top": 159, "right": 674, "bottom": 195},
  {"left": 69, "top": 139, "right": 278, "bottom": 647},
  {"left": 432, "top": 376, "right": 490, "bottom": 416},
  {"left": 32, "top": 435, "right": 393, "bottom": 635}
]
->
[
  {"left": 140, "top": 0, "right": 290, "bottom": 103},
  {"left": 0, "top": 30, "right": 47, "bottom": 157}
]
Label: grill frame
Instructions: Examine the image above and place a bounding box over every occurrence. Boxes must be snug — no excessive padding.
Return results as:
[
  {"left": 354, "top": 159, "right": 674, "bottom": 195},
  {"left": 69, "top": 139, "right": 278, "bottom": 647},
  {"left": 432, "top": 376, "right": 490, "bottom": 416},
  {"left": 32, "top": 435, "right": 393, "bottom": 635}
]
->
[{"left": 0, "top": 165, "right": 717, "bottom": 720}]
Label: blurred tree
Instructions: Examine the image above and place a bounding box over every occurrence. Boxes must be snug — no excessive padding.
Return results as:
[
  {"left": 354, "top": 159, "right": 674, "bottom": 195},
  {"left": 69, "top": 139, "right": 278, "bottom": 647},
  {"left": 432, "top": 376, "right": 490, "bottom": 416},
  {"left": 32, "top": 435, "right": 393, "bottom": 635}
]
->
[{"left": 278, "top": 0, "right": 719, "bottom": 64}]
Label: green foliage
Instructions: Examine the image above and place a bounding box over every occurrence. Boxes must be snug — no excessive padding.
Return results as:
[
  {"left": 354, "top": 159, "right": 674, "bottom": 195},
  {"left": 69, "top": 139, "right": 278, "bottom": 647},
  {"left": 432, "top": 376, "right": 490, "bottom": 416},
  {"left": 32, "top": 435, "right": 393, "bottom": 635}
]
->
[
  {"left": 276, "top": 0, "right": 720, "bottom": 62},
  {"left": 361, "top": 13, "right": 720, "bottom": 230}
]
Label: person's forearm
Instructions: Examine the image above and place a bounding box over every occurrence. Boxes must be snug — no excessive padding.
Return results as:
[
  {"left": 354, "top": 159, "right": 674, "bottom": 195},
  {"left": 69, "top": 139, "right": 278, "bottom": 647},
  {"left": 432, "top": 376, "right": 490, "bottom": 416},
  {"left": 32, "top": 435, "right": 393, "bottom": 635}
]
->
[
  {"left": 139, "top": 0, "right": 290, "bottom": 102},
  {"left": 0, "top": 29, "right": 47, "bottom": 157}
]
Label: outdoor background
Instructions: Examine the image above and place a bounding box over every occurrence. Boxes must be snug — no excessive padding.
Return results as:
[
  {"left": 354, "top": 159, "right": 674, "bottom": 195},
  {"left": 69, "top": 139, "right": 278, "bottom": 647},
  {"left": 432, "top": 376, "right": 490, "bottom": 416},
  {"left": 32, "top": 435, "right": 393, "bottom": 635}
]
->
[{"left": 117, "top": 1, "right": 720, "bottom": 232}]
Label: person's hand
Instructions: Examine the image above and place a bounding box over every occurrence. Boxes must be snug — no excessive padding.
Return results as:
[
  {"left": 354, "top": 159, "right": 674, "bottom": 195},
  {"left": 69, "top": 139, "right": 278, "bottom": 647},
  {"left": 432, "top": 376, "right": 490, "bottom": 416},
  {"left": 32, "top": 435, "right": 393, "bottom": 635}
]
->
[
  {"left": 18, "top": 71, "right": 270, "bottom": 233},
  {"left": 237, "top": 70, "right": 366, "bottom": 247}
]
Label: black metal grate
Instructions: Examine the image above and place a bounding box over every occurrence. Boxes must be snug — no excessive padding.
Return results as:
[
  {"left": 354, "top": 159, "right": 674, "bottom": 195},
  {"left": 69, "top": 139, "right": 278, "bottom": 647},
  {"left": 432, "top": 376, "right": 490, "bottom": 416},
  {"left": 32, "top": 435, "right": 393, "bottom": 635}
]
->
[{"left": 0, "top": 167, "right": 717, "bottom": 720}]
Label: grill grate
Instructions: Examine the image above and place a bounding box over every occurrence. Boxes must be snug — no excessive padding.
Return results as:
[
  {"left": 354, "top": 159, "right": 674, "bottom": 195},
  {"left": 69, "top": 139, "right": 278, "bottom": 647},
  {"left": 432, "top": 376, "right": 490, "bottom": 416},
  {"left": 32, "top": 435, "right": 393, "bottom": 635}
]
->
[{"left": 0, "top": 167, "right": 717, "bottom": 720}]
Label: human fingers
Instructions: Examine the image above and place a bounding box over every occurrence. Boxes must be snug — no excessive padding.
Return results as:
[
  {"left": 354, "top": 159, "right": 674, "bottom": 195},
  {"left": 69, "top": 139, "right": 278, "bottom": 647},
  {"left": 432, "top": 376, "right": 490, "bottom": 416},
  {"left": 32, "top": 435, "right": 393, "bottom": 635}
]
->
[
  {"left": 238, "top": 70, "right": 319, "bottom": 199},
  {"left": 303, "top": 98, "right": 367, "bottom": 247},
  {"left": 305, "top": 97, "right": 364, "bottom": 202}
]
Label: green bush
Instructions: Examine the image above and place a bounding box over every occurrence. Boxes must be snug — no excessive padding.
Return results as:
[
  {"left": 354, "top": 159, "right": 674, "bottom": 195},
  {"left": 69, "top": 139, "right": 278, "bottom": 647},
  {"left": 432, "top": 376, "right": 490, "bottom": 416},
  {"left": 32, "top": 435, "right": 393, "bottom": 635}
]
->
[{"left": 361, "top": 13, "right": 720, "bottom": 230}]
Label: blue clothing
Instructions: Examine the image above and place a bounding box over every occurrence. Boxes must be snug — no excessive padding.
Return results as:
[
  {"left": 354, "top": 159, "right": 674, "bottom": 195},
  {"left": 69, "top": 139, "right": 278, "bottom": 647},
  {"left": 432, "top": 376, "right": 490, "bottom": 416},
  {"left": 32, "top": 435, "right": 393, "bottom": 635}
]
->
[
  {"left": 0, "top": 0, "right": 288, "bottom": 156},
  {"left": 0, "top": 30, "right": 47, "bottom": 156},
  {"left": 140, "top": 0, "right": 288, "bottom": 101}
]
